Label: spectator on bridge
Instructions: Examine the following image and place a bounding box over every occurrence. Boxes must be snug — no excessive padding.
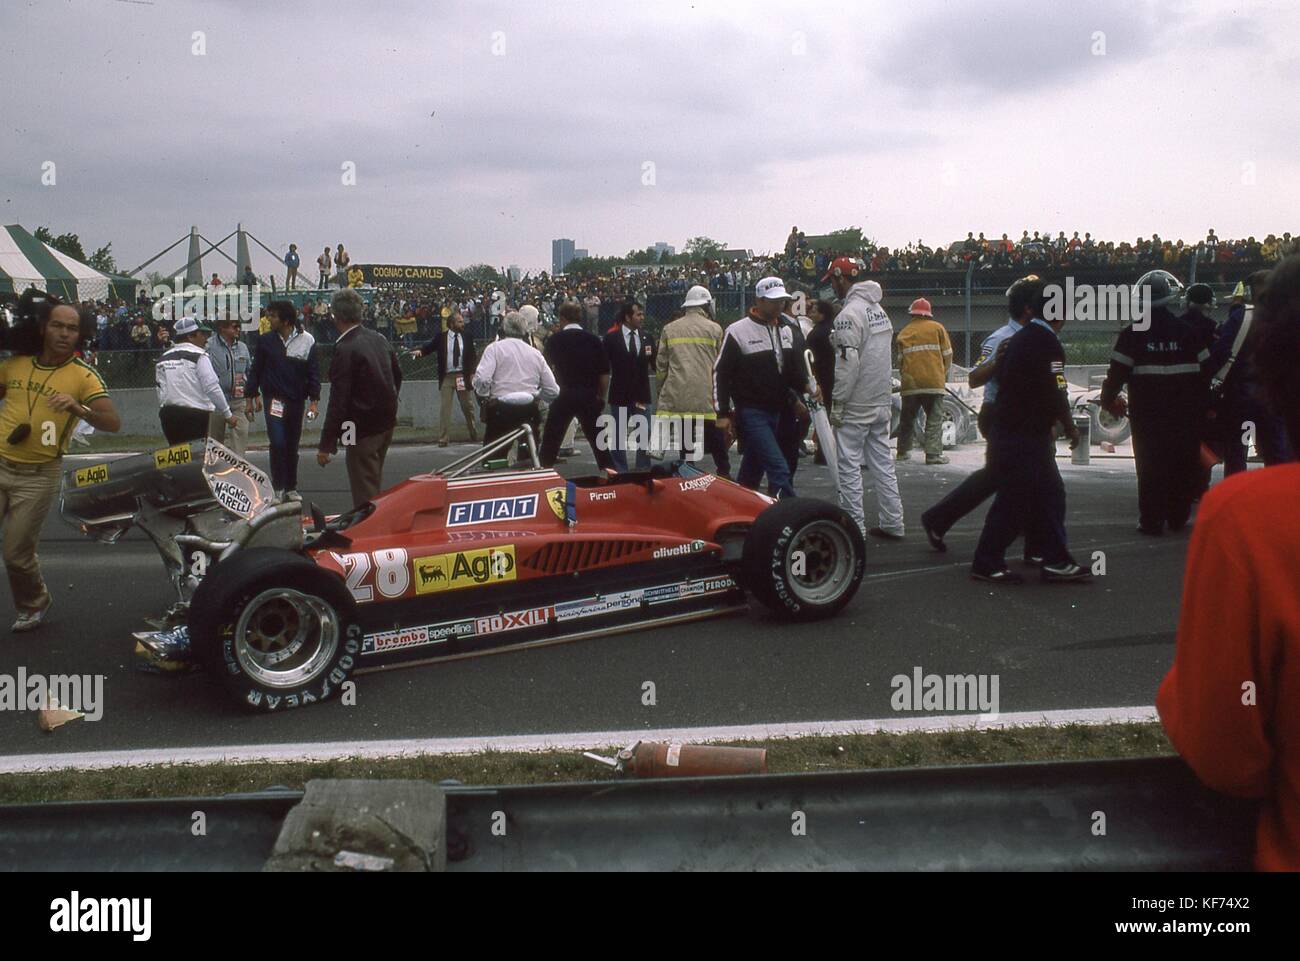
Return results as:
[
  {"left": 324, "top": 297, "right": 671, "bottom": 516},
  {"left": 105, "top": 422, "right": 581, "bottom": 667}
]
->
[
  {"left": 334, "top": 243, "right": 350, "bottom": 286},
  {"left": 1158, "top": 253, "right": 1300, "bottom": 871},
  {"left": 317, "top": 246, "right": 332, "bottom": 290},
  {"left": 284, "top": 243, "right": 300, "bottom": 289}
]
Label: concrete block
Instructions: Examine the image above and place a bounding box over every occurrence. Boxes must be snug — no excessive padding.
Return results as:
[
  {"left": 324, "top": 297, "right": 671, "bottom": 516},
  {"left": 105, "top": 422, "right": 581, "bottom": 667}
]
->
[{"left": 264, "top": 779, "right": 446, "bottom": 872}]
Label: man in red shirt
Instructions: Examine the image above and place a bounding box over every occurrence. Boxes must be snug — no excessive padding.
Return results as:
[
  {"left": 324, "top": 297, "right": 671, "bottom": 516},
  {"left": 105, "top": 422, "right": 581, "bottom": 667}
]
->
[{"left": 1157, "top": 254, "right": 1300, "bottom": 870}]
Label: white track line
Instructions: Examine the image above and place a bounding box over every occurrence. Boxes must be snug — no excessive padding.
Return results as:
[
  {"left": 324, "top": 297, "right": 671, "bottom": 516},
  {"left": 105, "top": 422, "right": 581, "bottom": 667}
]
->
[{"left": 0, "top": 705, "right": 1158, "bottom": 774}]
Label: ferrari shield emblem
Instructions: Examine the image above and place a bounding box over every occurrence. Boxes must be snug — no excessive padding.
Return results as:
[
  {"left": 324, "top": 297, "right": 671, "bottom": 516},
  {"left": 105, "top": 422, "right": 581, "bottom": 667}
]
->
[{"left": 545, "top": 487, "right": 566, "bottom": 521}]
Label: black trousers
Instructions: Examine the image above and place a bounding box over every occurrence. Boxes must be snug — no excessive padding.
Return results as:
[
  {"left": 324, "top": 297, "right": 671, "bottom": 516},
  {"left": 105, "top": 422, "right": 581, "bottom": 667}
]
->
[
  {"left": 482, "top": 401, "right": 541, "bottom": 451},
  {"left": 541, "top": 390, "right": 611, "bottom": 469},
  {"left": 159, "top": 406, "right": 210, "bottom": 445},
  {"left": 1131, "top": 415, "right": 1200, "bottom": 531},
  {"left": 972, "top": 430, "right": 1070, "bottom": 573}
]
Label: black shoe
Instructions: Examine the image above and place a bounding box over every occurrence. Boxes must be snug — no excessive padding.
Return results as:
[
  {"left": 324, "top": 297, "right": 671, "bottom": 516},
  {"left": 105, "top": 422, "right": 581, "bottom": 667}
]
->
[
  {"left": 970, "top": 568, "right": 1024, "bottom": 584},
  {"left": 1041, "top": 562, "right": 1093, "bottom": 583},
  {"left": 921, "top": 518, "right": 946, "bottom": 552},
  {"left": 1136, "top": 524, "right": 1163, "bottom": 536},
  {"left": 868, "top": 527, "right": 904, "bottom": 542},
  {"left": 1022, "top": 554, "right": 1044, "bottom": 566}
]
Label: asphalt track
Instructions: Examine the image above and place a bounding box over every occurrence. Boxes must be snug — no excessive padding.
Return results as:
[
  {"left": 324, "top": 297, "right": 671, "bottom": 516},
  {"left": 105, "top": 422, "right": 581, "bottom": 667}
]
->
[{"left": 0, "top": 438, "right": 1193, "bottom": 760}]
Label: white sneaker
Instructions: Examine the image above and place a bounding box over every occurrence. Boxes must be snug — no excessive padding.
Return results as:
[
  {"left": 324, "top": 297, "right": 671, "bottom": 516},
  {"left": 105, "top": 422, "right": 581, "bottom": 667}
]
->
[
  {"left": 273, "top": 489, "right": 285, "bottom": 501},
  {"left": 12, "top": 597, "right": 52, "bottom": 633},
  {"left": 285, "top": 490, "right": 302, "bottom": 502}
]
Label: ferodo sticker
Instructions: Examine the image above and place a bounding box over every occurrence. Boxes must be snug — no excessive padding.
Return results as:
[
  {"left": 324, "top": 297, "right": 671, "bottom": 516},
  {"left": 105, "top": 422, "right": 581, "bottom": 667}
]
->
[
  {"left": 412, "top": 545, "right": 516, "bottom": 594},
  {"left": 154, "top": 444, "right": 192, "bottom": 469},
  {"left": 447, "top": 494, "right": 538, "bottom": 527},
  {"left": 74, "top": 463, "right": 110, "bottom": 487}
]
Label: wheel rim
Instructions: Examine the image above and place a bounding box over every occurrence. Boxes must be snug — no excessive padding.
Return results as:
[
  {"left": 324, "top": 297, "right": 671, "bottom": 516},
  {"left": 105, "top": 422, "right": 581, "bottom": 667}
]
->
[
  {"left": 1096, "top": 406, "right": 1124, "bottom": 431},
  {"left": 941, "top": 415, "right": 958, "bottom": 448},
  {"left": 786, "top": 520, "right": 856, "bottom": 605},
  {"left": 234, "top": 588, "right": 340, "bottom": 689}
]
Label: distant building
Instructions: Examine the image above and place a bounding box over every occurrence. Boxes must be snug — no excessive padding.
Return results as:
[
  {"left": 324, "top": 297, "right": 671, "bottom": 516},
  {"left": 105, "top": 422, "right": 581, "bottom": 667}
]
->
[
  {"left": 653, "top": 242, "right": 675, "bottom": 259},
  {"left": 552, "top": 238, "right": 576, "bottom": 275},
  {"left": 574, "top": 249, "right": 588, "bottom": 260},
  {"left": 507, "top": 265, "right": 522, "bottom": 283}
]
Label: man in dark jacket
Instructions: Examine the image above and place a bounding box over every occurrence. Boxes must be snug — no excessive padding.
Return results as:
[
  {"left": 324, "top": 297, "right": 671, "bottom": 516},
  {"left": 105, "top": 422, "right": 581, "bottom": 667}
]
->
[
  {"left": 714, "top": 277, "right": 811, "bottom": 498},
  {"left": 971, "top": 278, "right": 1090, "bottom": 584},
  {"left": 541, "top": 301, "right": 613, "bottom": 469},
  {"left": 245, "top": 300, "right": 320, "bottom": 500},
  {"left": 1209, "top": 272, "right": 1294, "bottom": 475},
  {"left": 1099, "top": 270, "right": 1211, "bottom": 534},
  {"left": 603, "top": 301, "right": 656, "bottom": 471},
  {"left": 412, "top": 309, "right": 478, "bottom": 446},
  {"left": 316, "top": 289, "right": 402, "bottom": 507}
]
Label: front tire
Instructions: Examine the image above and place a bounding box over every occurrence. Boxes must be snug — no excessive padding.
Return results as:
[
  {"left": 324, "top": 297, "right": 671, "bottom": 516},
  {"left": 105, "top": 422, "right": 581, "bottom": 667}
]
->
[
  {"left": 1089, "top": 401, "right": 1131, "bottom": 445},
  {"left": 742, "top": 499, "right": 865, "bottom": 620},
  {"left": 189, "top": 548, "right": 362, "bottom": 712}
]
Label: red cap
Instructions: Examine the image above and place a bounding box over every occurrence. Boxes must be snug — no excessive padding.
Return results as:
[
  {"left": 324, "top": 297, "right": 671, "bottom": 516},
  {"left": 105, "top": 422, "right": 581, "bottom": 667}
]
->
[{"left": 820, "top": 256, "right": 862, "bottom": 284}]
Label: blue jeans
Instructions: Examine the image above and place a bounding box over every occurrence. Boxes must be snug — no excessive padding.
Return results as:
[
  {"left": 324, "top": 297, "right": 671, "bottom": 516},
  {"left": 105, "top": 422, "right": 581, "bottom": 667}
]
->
[
  {"left": 735, "top": 406, "right": 794, "bottom": 497},
  {"left": 264, "top": 398, "right": 305, "bottom": 492},
  {"left": 609, "top": 405, "right": 651, "bottom": 472}
]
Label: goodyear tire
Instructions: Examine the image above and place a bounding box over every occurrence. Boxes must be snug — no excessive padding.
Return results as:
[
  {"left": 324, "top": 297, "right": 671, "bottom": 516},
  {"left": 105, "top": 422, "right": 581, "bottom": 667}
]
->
[
  {"left": 189, "top": 548, "right": 362, "bottom": 712},
  {"left": 742, "top": 499, "right": 865, "bottom": 621},
  {"left": 1089, "top": 400, "right": 1131, "bottom": 446}
]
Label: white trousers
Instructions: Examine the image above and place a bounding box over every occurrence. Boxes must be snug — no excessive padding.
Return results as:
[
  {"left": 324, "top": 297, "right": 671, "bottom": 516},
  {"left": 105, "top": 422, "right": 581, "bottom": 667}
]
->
[{"left": 835, "top": 406, "right": 904, "bottom": 535}]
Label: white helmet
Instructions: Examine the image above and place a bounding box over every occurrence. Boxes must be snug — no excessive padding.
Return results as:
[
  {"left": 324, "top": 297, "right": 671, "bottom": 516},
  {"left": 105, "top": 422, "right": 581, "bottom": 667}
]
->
[
  {"left": 519, "top": 304, "right": 540, "bottom": 330},
  {"left": 682, "top": 285, "right": 714, "bottom": 308}
]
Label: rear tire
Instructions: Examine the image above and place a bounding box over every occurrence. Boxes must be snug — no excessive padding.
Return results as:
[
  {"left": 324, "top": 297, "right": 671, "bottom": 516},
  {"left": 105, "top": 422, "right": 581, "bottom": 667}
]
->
[
  {"left": 742, "top": 499, "right": 865, "bottom": 620},
  {"left": 189, "top": 548, "right": 362, "bottom": 712}
]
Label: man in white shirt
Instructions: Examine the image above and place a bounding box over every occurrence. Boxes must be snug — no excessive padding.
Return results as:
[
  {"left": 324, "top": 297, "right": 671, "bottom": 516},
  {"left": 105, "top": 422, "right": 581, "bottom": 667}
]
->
[
  {"left": 155, "top": 317, "right": 238, "bottom": 444},
  {"left": 472, "top": 311, "right": 558, "bottom": 459}
]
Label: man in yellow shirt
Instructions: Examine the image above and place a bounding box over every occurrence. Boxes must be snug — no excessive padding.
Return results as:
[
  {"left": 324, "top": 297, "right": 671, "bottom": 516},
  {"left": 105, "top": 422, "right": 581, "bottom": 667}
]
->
[{"left": 0, "top": 300, "right": 121, "bottom": 631}]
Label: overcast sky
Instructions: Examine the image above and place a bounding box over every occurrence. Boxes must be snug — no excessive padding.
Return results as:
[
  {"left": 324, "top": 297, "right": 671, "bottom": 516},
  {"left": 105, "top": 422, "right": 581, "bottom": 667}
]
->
[{"left": 3, "top": 0, "right": 1297, "bottom": 278}]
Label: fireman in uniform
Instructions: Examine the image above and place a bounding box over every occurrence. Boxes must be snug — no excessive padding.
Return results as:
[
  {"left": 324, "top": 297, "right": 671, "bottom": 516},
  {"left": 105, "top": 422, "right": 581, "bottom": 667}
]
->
[{"left": 1099, "top": 270, "right": 1211, "bottom": 535}]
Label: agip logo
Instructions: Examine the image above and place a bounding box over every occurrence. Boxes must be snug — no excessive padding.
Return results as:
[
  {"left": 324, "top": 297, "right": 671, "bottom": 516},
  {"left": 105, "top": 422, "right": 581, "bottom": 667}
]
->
[{"left": 413, "top": 546, "right": 516, "bottom": 594}]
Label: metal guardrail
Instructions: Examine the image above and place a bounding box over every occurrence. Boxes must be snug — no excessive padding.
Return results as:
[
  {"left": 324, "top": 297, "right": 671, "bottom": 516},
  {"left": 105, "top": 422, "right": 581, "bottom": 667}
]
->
[{"left": 0, "top": 757, "right": 1257, "bottom": 871}]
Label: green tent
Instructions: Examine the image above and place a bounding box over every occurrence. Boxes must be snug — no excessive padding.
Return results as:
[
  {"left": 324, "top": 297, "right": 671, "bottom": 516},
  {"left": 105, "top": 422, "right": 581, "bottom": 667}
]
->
[{"left": 0, "top": 224, "right": 136, "bottom": 301}]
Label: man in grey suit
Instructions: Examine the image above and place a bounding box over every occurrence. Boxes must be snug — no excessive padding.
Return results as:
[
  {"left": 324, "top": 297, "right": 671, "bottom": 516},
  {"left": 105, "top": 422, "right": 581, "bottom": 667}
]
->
[{"left": 316, "top": 289, "right": 403, "bottom": 506}]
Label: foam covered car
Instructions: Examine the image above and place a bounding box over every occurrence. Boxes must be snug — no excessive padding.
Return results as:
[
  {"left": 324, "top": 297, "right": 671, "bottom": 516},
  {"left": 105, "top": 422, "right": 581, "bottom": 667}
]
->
[{"left": 60, "top": 431, "right": 865, "bottom": 712}]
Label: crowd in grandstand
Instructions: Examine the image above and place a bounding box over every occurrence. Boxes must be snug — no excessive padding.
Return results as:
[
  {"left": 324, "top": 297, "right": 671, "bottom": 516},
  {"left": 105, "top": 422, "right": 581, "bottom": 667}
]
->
[{"left": 46, "top": 225, "right": 1299, "bottom": 363}]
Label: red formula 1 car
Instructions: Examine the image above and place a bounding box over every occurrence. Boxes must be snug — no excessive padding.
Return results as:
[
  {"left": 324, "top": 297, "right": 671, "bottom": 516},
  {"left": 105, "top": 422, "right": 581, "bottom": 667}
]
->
[{"left": 61, "top": 428, "right": 865, "bottom": 712}]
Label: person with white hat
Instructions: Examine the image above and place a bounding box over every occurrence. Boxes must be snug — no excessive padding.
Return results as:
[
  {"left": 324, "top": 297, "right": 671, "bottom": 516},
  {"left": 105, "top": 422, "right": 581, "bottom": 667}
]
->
[
  {"left": 656, "top": 285, "right": 730, "bottom": 475},
  {"left": 822, "top": 257, "right": 903, "bottom": 539},
  {"left": 155, "top": 316, "right": 238, "bottom": 445},
  {"left": 713, "top": 276, "right": 811, "bottom": 497},
  {"left": 894, "top": 296, "right": 953, "bottom": 464}
]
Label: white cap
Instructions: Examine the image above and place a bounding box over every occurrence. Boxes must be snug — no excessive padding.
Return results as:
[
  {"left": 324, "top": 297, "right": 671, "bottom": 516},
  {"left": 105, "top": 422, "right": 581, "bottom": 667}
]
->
[
  {"left": 173, "top": 317, "right": 211, "bottom": 337},
  {"left": 682, "top": 285, "right": 714, "bottom": 308},
  {"left": 755, "top": 276, "right": 794, "bottom": 300}
]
